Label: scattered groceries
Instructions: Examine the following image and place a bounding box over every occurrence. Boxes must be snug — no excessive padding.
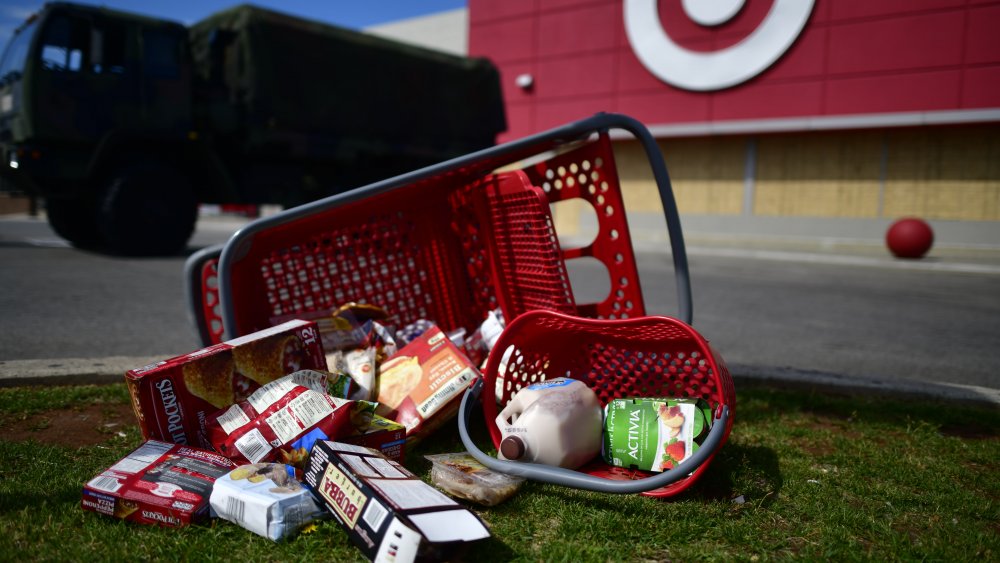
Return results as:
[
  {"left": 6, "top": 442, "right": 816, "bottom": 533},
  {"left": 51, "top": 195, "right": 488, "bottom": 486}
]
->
[{"left": 80, "top": 301, "right": 726, "bottom": 562}]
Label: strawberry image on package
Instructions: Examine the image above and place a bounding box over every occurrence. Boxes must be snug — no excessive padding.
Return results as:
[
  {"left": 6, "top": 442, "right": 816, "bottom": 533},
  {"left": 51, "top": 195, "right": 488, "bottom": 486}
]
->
[{"left": 125, "top": 320, "right": 326, "bottom": 449}]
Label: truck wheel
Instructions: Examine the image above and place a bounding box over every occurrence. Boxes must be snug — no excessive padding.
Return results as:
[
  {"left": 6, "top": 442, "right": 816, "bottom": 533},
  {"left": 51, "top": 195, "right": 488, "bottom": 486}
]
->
[
  {"left": 46, "top": 197, "right": 103, "bottom": 248},
  {"left": 98, "top": 162, "right": 198, "bottom": 256}
]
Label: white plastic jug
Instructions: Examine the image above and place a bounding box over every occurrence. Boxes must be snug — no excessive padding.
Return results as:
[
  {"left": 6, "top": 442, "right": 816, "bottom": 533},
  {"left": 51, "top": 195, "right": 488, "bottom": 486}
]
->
[{"left": 495, "top": 377, "right": 603, "bottom": 469}]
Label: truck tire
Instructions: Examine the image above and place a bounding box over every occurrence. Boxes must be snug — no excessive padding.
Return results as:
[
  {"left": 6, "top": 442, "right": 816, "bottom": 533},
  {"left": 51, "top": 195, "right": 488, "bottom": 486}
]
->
[
  {"left": 46, "top": 196, "right": 103, "bottom": 249},
  {"left": 98, "top": 162, "right": 198, "bottom": 256}
]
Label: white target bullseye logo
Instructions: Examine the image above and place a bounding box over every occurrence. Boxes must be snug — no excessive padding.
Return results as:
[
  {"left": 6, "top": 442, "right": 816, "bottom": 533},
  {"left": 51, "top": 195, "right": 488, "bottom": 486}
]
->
[{"left": 625, "top": 0, "right": 815, "bottom": 91}]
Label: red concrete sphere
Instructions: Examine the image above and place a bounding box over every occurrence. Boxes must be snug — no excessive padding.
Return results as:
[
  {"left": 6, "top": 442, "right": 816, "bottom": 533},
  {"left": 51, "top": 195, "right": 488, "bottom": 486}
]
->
[{"left": 886, "top": 218, "right": 934, "bottom": 259}]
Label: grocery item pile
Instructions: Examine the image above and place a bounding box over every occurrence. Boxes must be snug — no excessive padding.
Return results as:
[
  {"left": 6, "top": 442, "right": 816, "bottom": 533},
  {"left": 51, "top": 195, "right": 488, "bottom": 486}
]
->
[{"left": 81, "top": 305, "right": 715, "bottom": 562}]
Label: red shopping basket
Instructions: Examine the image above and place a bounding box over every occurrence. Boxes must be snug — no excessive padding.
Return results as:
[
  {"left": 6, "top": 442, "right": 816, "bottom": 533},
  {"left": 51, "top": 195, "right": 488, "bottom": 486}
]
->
[
  {"left": 459, "top": 310, "right": 735, "bottom": 497},
  {"left": 186, "top": 113, "right": 694, "bottom": 346}
]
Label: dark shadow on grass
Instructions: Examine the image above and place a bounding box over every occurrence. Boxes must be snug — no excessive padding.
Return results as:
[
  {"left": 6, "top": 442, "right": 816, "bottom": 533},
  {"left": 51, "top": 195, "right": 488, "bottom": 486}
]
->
[
  {"left": 476, "top": 442, "right": 782, "bottom": 517},
  {"left": 0, "top": 484, "right": 83, "bottom": 515},
  {"left": 690, "top": 443, "right": 781, "bottom": 507},
  {"left": 464, "top": 536, "right": 518, "bottom": 563}
]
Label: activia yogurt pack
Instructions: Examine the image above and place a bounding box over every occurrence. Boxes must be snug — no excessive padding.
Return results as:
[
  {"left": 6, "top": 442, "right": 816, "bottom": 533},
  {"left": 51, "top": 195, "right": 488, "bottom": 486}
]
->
[{"left": 601, "top": 398, "right": 713, "bottom": 472}]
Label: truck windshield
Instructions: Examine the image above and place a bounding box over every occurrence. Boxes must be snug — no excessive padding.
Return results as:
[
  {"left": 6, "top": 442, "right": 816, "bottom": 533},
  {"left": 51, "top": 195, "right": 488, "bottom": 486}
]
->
[{"left": 0, "top": 20, "right": 37, "bottom": 84}]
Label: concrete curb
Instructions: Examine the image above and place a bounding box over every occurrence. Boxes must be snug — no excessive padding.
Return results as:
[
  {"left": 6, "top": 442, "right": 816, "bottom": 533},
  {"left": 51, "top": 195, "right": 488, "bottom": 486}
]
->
[
  {"left": 0, "top": 357, "right": 159, "bottom": 387},
  {"left": 730, "top": 364, "right": 1000, "bottom": 409},
  {"left": 2, "top": 356, "right": 998, "bottom": 409}
]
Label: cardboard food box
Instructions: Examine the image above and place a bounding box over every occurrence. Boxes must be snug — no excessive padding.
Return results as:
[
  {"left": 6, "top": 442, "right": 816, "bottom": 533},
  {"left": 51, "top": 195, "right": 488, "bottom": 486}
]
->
[
  {"left": 125, "top": 320, "right": 326, "bottom": 449},
  {"left": 81, "top": 440, "right": 237, "bottom": 527},
  {"left": 304, "top": 441, "right": 490, "bottom": 562},
  {"left": 375, "top": 326, "right": 479, "bottom": 443}
]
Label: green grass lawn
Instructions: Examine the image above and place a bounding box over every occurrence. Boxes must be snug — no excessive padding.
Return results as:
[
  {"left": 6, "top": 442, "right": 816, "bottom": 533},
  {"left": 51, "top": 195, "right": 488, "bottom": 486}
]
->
[{"left": 1, "top": 383, "right": 997, "bottom": 561}]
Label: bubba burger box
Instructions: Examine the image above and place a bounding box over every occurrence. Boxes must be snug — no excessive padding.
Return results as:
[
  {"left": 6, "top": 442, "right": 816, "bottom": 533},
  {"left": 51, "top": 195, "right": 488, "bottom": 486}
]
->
[
  {"left": 126, "top": 320, "right": 326, "bottom": 449},
  {"left": 81, "top": 440, "right": 237, "bottom": 527},
  {"left": 304, "top": 441, "right": 490, "bottom": 562}
]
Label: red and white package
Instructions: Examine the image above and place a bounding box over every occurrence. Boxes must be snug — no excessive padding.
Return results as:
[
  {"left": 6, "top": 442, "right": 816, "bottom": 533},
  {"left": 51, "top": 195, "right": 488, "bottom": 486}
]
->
[
  {"left": 205, "top": 372, "right": 357, "bottom": 466},
  {"left": 81, "top": 440, "right": 237, "bottom": 527},
  {"left": 125, "top": 320, "right": 326, "bottom": 449}
]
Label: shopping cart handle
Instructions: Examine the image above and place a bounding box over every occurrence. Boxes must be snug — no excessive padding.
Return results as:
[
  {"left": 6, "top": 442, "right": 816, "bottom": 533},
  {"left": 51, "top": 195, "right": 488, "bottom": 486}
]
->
[{"left": 458, "top": 379, "right": 730, "bottom": 494}]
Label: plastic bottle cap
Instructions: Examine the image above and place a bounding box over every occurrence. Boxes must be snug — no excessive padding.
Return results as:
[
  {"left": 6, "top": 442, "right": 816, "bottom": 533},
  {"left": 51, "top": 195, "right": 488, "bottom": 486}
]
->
[{"left": 500, "top": 436, "right": 525, "bottom": 460}]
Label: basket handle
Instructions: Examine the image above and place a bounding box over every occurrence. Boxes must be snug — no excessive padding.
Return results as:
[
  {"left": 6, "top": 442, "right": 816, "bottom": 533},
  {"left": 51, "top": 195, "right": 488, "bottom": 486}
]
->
[{"left": 458, "top": 379, "right": 730, "bottom": 494}]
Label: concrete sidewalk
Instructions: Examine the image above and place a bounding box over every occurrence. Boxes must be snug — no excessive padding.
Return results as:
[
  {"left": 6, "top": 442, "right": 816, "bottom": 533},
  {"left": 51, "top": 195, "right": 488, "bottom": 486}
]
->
[
  {"left": 629, "top": 214, "right": 1000, "bottom": 272},
  {"left": 3, "top": 211, "right": 998, "bottom": 408}
]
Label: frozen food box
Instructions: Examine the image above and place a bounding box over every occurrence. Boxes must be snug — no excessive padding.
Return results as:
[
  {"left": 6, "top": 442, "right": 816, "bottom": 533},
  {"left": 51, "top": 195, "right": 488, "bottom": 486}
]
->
[
  {"left": 602, "top": 397, "right": 714, "bottom": 472},
  {"left": 81, "top": 440, "right": 237, "bottom": 527},
  {"left": 125, "top": 320, "right": 326, "bottom": 449},
  {"left": 304, "top": 441, "right": 491, "bottom": 562},
  {"left": 375, "top": 326, "right": 479, "bottom": 444}
]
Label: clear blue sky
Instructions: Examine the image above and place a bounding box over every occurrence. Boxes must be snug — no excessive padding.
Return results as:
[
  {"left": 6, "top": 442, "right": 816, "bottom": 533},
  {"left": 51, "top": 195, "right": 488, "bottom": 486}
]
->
[{"left": 0, "top": 0, "right": 466, "bottom": 47}]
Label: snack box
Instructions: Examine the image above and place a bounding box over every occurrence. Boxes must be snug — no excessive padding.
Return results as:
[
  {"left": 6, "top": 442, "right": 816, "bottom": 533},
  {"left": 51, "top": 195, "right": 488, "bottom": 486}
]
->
[
  {"left": 304, "top": 441, "right": 490, "bottom": 562},
  {"left": 342, "top": 414, "right": 406, "bottom": 463},
  {"left": 125, "top": 320, "right": 326, "bottom": 449},
  {"left": 81, "top": 440, "right": 237, "bottom": 527},
  {"left": 375, "top": 326, "right": 479, "bottom": 443}
]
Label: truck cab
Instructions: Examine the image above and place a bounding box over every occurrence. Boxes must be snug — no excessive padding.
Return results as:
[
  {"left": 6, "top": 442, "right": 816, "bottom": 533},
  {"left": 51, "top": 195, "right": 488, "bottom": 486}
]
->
[
  {"left": 0, "top": 2, "right": 200, "bottom": 254},
  {"left": 0, "top": 2, "right": 506, "bottom": 255}
]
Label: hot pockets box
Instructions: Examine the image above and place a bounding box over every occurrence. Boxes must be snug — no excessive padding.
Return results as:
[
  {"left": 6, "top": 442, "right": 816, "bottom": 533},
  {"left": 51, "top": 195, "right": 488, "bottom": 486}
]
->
[
  {"left": 125, "top": 320, "right": 326, "bottom": 449},
  {"left": 81, "top": 440, "right": 237, "bottom": 527}
]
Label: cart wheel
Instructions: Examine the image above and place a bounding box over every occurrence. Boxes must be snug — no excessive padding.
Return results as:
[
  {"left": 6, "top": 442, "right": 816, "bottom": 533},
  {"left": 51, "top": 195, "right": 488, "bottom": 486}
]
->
[
  {"left": 98, "top": 161, "right": 198, "bottom": 256},
  {"left": 46, "top": 196, "right": 103, "bottom": 249}
]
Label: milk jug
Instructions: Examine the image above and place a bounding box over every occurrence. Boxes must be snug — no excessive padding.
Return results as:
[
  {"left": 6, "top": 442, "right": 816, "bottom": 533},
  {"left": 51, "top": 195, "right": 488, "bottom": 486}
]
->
[{"left": 496, "top": 377, "right": 603, "bottom": 469}]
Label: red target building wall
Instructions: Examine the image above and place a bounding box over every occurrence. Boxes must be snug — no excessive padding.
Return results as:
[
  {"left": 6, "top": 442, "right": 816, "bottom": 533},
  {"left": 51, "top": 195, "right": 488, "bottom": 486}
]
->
[{"left": 468, "top": 0, "right": 1000, "bottom": 228}]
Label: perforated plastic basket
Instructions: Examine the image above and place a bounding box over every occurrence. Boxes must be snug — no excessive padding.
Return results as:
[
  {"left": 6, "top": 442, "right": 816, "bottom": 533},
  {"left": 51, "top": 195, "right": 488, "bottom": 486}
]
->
[
  {"left": 185, "top": 113, "right": 693, "bottom": 346},
  {"left": 459, "top": 310, "right": 735, "bottom": 497}
]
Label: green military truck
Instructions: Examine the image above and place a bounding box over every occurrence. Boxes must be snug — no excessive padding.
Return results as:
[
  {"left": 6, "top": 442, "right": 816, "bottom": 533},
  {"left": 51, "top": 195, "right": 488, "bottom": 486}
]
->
[{"left": 0, "top": 3, "right": 505, "bottom": 254}]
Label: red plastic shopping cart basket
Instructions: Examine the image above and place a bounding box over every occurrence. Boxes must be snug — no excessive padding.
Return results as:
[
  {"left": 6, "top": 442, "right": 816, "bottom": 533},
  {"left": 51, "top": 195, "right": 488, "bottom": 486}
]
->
[
  {"left": 182, "top": 113, "right": 735, "bottom": 496},
  {"left": 459, "top": 310, "right": 734, "bottom": 497},
  {"left": 185, "top": 113, "right": 693, "bottom": 345}
]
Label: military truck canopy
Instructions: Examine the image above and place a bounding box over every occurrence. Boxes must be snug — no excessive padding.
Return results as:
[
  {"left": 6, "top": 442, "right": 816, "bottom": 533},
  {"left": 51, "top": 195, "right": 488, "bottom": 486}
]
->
[{"left": 188, "top": 4, "right": 506, "bottom": 160}]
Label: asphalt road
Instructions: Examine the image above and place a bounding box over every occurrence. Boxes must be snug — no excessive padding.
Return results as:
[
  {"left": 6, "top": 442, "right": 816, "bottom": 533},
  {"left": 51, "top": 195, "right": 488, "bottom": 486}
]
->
[{"left": 1, "top": 213, "right": 998, "bottom": 390}]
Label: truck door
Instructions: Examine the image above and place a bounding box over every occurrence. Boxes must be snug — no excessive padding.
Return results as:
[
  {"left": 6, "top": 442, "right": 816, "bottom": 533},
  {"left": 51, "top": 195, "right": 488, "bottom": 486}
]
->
[
  {"left": 139, "top": 26, "right": 190, "bottom": 133},
  {"left": 34, "top": 12, "right": 139, "bottom": 143}
]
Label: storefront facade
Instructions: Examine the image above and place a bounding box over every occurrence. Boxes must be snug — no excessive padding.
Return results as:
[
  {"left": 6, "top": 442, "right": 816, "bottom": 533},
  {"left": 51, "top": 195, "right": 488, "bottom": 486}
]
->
[{"left": 466, "top": 0, "right": 1000, "bottom": 243}]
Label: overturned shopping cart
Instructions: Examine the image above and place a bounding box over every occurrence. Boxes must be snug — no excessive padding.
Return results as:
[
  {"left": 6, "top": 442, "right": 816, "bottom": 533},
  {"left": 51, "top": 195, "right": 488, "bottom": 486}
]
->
[{"left": 185, "top": 112, "right": 735, "bottom": 497}]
